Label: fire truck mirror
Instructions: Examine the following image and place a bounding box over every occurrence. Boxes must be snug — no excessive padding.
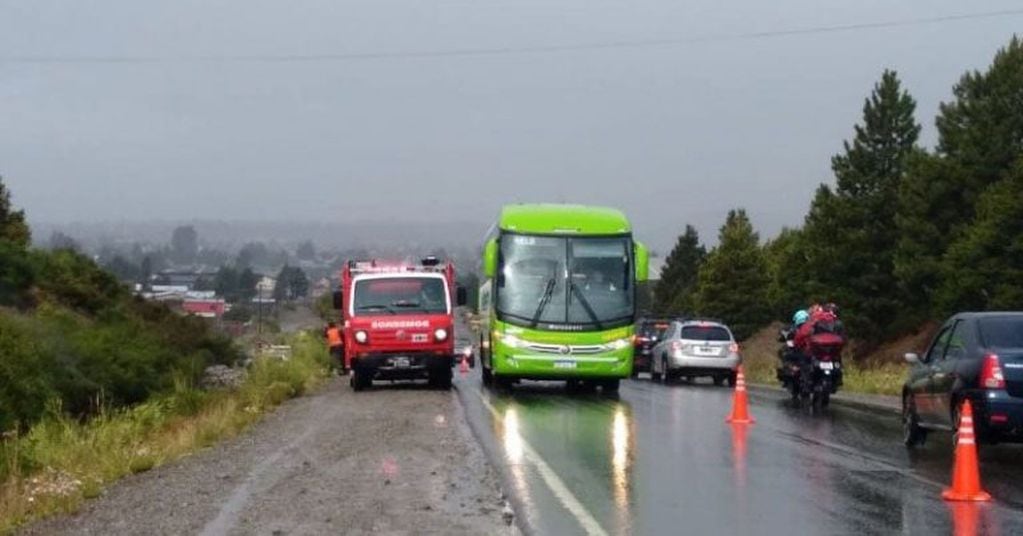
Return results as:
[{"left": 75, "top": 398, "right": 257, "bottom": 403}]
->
[
  {"left": 332, "top": 289, "right": 343, "bottom": 310},
  {"left": 456, "top": 286, "right": 468, "bottom": 307}
]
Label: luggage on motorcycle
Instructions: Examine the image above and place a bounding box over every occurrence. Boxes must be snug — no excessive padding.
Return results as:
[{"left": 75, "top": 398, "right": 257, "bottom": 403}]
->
[{"left": 809, "top": 332, "right": 844, "bottom": 350}]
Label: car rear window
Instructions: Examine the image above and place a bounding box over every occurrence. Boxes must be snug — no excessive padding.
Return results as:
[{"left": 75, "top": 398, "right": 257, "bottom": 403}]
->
[
  {"left": 640, "top": 321, "right": 670, "bottom": 337},
  {"left": 979, "top": 317, "right": 1023, "bottom": 348},
  {"left": 679, "top": 326, "right": 731, "bottom": 341}
]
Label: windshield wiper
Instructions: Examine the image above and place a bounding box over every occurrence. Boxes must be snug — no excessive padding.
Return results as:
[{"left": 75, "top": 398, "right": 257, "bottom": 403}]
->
[
  {"left": 531, "top": 277, "right": 558, "bottom": 328},
  {"left": 569, "top": 283, "right": 604, "bottom": 331},
  {"left": 391, "top": 300, "right": 423, "bottom": 309},
  {"left": 355, "top": 304, "right": 397, "bottom": 314}
]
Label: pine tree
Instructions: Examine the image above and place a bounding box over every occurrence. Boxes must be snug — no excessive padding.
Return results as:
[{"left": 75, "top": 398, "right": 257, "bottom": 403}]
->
[
  {"left": 653, "top": 225, "right": 706, "bottom": 314},
  {"left": 896, "top": 38, "right": 1023, "bottom": 313},
  {"left": 938, "top": 163, "right": 1023, "bottom": 311},
  {"left": 0, "top": 176, "right": 31, "bottom": 248},
  {"left": 693, "top": 210, "right": 770, "bottom": 340},
  {"left": 763, "top": 227, "right": 808, "bottom": 320},
  {"left": 802, "top": 70, "right": 921, "bottom": 340}
]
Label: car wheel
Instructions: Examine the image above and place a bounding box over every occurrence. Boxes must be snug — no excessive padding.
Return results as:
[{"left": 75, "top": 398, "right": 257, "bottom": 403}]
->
[
  {"left": 713, "top": 375, "right": 725, "bottom": 387},
  {"left": 727, "top": 371, "right": 737, "bottom": 388},
  {"left": 902, "top": 395, "right": 927, "bottom": 447},
  {"left": 951, "top": 402, "right": 963, "bottom": 449},
  {"left": 651, "top": 357, "right": 663, "bottom": 382}
]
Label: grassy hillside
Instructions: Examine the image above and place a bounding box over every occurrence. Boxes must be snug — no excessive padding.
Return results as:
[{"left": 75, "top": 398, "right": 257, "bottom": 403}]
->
[
  {"left": 740, "top": 322, "right": 939, "bottom": 397},
  {"left": 1, "top": 245, "right": 241, "bottom": 431}
]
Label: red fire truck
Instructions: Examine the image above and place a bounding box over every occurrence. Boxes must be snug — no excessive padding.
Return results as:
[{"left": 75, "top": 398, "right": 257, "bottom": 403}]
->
[{"left": 333, "top": 257, "right": 467, "bottom": 391}]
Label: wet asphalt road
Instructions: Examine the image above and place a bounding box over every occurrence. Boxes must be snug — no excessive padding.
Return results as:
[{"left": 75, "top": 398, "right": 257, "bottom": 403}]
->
[{"left": 454, "top": 373, "right": 1023, "bottom": 536}]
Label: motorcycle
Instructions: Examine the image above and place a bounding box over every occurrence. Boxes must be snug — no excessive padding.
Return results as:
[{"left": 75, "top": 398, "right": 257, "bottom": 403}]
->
[{"left": 777, "top": 329, "right": 845, "bottom": 409}]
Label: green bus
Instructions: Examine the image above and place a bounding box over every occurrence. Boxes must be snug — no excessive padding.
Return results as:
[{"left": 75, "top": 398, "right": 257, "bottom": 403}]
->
[{"left": 478, "top": 204, "right": 649, "bottom": 392}]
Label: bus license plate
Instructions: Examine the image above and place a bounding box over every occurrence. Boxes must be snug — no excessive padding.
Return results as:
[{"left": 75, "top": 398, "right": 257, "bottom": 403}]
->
[
  {"left": 554, "top": 361, "right": 577, "bottom": 369},
  {"left": 391, "top": 357, "right": 410, "bottom": 368}
]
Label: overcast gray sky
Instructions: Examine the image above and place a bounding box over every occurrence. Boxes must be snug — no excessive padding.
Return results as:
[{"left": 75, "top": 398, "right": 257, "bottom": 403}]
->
[{"left": 2, "top": 1, "right": 1021, "bottom": 251}]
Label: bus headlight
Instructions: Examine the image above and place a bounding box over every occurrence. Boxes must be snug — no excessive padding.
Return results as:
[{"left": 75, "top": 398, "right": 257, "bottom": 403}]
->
[
  {"left": 605, "top": 338, "right": 632, "bottom": 351},
  {"left": 355, "top": 330, "right": 369, "bottom": 344},
  {"left": 497, "top": 333, "right": 526, "bottom": 348},
  {"left": 434, "top": 328, "right": 449, "bottom": 342}
]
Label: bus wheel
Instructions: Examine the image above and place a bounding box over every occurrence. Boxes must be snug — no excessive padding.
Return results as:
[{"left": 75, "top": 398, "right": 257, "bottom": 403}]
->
[
  {"left": 496, "top": 376, "right": 514, "bottom": 391},
  {"left": 601, "top": 379, "right": 620, "bottom": 394},
  {"left": 481, "top": 365, "right": 493, "bottom": 386}
]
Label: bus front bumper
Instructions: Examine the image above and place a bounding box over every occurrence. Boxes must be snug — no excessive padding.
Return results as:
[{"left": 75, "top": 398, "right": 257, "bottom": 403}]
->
[{"left": 493, "top": 353, "right": 631, "bottom": 380}]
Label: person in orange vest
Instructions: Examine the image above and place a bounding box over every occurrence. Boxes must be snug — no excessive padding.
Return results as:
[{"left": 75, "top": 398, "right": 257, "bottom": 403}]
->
[{"left": 325, "top": 322, "right": 345, "bottom": 375}]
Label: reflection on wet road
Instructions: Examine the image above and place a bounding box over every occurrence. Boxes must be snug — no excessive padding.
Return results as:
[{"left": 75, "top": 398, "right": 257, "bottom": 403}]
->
[{"left": 456, "top": 375, "right": 1023, "bottom": 535}]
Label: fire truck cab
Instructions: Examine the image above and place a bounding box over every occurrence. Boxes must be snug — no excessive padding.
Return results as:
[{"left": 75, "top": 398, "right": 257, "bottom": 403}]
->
[{"left": 334, "top": 257, "right": 467, "bottom": 391}]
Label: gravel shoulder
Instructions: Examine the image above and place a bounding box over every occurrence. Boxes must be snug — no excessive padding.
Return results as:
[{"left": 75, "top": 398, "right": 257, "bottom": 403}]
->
[{"left": 21, "top": 378, "right": 516, "bottom": 536}]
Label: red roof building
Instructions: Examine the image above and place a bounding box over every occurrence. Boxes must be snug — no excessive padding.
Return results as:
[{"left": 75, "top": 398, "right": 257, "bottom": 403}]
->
[{"left": 182, "top": 299, "right": 227, "bottom": 318}]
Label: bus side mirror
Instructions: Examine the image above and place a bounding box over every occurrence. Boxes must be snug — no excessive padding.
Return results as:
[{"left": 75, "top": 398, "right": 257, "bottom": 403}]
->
[
  {"left": 483, "top": 238, "right": 498, "bottom": 278},
  {"left": 456, "top": 286, "right": 468, "bottom": 306},
  {"left": 634, "top": 241, "right": 649, "bottom": 282},
  {"left": 332, "top": 290, "right": 343, "bottom": 310}
]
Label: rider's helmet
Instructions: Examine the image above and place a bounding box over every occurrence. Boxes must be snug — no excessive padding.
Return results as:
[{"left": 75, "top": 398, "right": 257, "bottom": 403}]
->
[
  {"left": 824, "top": 302, "right": 840, "bottom": 317},
  {"left": 792, "top": 309, "right": 810, "bottom": 326}
]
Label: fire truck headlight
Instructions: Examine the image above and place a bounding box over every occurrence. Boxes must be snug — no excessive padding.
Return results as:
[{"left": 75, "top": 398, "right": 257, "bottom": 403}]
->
[
  {"left": 355, "top": 330, "right": 369, "bottom": 344},
  {"left": 434, "top": 328, "right": 449, "bottom": 342}
]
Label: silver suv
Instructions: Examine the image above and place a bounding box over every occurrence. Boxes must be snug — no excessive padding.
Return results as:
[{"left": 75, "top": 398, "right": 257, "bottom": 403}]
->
[{"left": 650, "top": 319, "right": 741, "bottom": 386}]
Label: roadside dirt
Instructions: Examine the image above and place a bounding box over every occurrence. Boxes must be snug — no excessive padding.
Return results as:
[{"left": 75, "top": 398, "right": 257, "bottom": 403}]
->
[{"left": 20, "top": 378, "right": 516, "bottom": 536}]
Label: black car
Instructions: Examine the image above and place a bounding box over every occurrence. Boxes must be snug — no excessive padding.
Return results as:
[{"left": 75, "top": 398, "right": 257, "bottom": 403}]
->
[
  {"left": 633, "top": 318, "right": 672, "bottom": 376},
  {"left": 902, "top": 312, "right": 1023, "bottom": 446}
]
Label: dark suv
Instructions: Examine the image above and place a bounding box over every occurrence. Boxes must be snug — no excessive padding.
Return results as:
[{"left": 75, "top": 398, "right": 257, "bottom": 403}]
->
[
  {"left": 902, "top": 312, "right": 1023, "bottom": 446},
  {"left": 633, "top": 318, "right": 672, "bottom": 376}
]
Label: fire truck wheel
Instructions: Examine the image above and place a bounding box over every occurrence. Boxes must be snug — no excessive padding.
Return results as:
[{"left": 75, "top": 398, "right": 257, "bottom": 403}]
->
[
  {"left": 351, "top": 369, "right": 372, "bottom": 392},
  {"left": 429, "top": 366, "right": 453, "bottom": 390}
]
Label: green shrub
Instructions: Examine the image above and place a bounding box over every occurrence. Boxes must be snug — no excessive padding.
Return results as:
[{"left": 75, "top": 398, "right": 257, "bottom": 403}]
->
[{"left": 0, "top": 249, "right": 242, "bottom": 431}]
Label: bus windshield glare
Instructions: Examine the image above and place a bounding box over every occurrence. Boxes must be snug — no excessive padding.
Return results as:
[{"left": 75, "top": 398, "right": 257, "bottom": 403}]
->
[{"left": 496, "top": 234, "right": 633, "bottom": 328}]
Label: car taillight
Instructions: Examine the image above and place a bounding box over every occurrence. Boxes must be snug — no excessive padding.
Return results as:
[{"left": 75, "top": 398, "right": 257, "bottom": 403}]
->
[
  {"left": 729, "top": 343, "right": 740, "bottom": 354},
  {"left": 671, "top": 341, "right": 682, "bottom": 352},
  {"left": 980, "top": 353, "right": 1006, "bottom": 389}
]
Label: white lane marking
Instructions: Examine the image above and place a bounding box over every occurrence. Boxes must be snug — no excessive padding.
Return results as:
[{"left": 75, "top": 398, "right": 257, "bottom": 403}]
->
[{"left": 476, "top": 391, "right": 609, "bottom": 536}]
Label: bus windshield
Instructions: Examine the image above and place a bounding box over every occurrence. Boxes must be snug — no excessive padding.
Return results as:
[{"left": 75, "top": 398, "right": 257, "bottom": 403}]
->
[{"left": 496, "top": 234, "right": 633, "bottom": 328}]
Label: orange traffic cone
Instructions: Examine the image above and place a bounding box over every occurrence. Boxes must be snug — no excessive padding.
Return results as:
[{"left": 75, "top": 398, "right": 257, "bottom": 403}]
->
[
  {"left": 460, "top": 354, "right": 469, "bottom": 375},
  {"left": 726, "top": 366, "right": 756, "bottom": 424},
  {"left": 942, "top": 399, "right": 991, "bottom": 502}
]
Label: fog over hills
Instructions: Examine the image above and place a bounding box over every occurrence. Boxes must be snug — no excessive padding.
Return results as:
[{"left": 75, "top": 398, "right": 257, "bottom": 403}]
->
[{"left": 30, "top": 219, "right": 493, "bottom": 253}]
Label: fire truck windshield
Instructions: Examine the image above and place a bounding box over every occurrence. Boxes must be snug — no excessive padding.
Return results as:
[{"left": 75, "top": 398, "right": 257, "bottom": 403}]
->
[{"left": 352, "top": 277, "right": 449, "bottom": 316}]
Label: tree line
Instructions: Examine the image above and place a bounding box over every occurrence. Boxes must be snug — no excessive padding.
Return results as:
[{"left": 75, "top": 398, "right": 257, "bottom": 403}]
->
[{"left": 654, "top": 37, "right": 1023, "bottom": 344}]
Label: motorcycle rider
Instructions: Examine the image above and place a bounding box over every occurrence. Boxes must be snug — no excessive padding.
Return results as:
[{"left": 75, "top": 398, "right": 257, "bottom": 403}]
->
[
  {"left": 794, "top": 304, "right": 839, "bottom": 353},
  {"left": 781, "top": 308, "right": 806, "bottom": 368}
]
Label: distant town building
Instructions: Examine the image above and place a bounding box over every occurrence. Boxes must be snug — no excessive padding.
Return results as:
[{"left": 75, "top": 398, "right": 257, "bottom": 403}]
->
[
  {"left": 256, "top": 275, "right": 277, "bottom": 296},
  {"left": 182, "top": 299, "right": 227, "bottom": 319}
]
